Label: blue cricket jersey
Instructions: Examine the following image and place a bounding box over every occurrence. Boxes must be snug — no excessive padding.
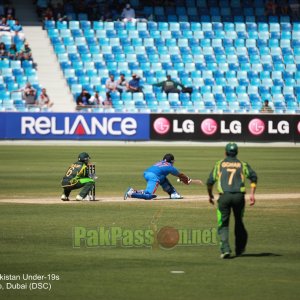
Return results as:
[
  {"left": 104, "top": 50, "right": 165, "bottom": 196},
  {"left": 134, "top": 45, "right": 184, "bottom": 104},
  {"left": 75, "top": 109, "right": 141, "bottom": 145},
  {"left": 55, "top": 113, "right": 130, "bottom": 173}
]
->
[{"left": 144, "top": 160, "right": 180, "bottom": 182}]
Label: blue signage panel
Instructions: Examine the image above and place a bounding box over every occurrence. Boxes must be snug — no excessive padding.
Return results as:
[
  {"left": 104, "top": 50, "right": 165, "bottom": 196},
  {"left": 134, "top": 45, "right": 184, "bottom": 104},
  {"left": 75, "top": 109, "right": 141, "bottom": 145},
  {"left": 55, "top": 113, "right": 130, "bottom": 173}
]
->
[{"left": 0, "top": 113, "right": 150, "bottom": 140}]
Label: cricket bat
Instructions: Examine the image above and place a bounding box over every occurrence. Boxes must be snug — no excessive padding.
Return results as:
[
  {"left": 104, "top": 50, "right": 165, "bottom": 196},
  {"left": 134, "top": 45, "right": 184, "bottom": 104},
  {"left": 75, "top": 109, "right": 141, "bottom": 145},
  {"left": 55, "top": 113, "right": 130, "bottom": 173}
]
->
[{"left": 177, "top": 178, "right": 203, "bottom": 185}]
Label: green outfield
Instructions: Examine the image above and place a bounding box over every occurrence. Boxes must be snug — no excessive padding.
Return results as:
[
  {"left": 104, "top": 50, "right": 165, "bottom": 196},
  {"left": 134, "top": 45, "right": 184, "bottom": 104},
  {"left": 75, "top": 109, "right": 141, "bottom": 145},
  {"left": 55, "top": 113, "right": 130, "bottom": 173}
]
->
[{"left": 0, "top": 145, "right": 300, "bottom": 300}]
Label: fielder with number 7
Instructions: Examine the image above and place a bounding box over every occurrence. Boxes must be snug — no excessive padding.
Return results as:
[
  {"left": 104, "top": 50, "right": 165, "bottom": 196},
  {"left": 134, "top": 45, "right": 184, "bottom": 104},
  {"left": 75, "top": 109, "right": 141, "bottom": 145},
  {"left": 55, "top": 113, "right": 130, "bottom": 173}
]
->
[
  {"left": 61, "top": 152, "right": 96, "bottom": 201},
  {"left": 206, "top": 143, "right": 258, "bottom": 259}
]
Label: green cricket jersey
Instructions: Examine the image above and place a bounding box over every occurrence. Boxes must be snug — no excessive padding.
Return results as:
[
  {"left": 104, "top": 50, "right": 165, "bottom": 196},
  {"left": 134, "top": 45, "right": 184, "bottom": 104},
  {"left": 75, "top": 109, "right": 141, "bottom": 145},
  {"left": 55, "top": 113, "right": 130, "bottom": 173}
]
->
[
  {"left": 61, "top": 161, "right": 88, "bottom": 187},
  {"left": 207, "top": 156, "right": 257, "bottom": 193}
]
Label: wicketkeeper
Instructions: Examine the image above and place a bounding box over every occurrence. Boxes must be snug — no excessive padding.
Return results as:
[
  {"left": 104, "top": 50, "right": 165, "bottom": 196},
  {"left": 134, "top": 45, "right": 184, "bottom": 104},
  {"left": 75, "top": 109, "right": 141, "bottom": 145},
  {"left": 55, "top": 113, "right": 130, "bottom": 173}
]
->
[
  {"left": 124, "top": 153, "right": 191, "bottom": 200},
  {"left": 207, "top": 143, "right": 258, "bottom": 259},
  {"left": 61, "top": 152, "right": 96, "bottom": 201}
]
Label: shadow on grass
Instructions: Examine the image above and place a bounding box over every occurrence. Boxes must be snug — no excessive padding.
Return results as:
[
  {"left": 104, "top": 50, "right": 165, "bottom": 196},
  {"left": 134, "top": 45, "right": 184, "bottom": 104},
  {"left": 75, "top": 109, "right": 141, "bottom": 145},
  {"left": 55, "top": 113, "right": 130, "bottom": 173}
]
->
[{"left": 236, "top": 253, "right": 282, "bottom": 258}]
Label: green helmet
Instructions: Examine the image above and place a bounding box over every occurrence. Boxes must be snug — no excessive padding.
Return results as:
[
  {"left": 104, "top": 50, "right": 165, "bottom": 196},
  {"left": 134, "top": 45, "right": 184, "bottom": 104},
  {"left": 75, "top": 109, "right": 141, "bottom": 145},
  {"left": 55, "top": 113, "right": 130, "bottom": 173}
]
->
[
  {"left": 78, "top": 152, "right": 91, "bottom": 163},
  {"left": 225, "top": 143, "right": 238, "bottom": 157}
]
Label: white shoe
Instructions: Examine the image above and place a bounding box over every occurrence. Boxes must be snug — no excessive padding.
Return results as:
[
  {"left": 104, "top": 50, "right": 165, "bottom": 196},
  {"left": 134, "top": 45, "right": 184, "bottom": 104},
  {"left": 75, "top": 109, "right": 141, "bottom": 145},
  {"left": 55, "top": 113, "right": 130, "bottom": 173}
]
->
[
  {"left": 124, "top": 187, "right": 134, "bottom": 200},
  {"left": 61, "top": 194, "right": 69, "bottom": 201},
  {"left": 170, "top": 192, "right": 183, "bottom": 199},
  {"left": 76, "top": 195, "right": 83, "bottom": 201},
  {"left": 83, "top": 195, "right": 92, "bottom": 201},
  {"left": 220, "top": 252, "right": 231, "bottom": 259}
]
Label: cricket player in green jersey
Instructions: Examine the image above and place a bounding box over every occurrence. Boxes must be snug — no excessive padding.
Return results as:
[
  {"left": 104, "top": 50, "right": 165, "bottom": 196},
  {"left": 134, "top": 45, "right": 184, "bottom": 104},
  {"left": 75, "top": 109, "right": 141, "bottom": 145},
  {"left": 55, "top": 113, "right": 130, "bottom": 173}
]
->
[
  {"left": 61, "top": 152, "right": 95, "bottom": 201},
  {"left": 206, "top": 143, "right": 258, "bottom": 259}
]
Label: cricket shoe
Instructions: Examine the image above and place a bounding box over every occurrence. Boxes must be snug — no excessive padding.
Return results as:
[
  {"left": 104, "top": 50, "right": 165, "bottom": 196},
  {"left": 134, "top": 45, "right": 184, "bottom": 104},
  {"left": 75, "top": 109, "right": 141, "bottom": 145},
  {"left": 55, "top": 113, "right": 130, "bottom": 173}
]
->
[
  {"left": 124, "top": 187, "right": 134, "bottom": 200},
  {"left": 61, "top": 194, "right": 69, "bottom": 201},
  {"left": 76, "top": 195, "right": 84, "bottom": 201},
  {"left": 170, "top": 192, "right": 183, "bottom": 199},
  {"left": 83, "top": 195, "right": 92, "bottom": 201},
  {"left": 235, "top": 248, "right": 246, "bottom": 257},
  {"left": 220, "top": 252, "right": 231, "bottom": 259}
]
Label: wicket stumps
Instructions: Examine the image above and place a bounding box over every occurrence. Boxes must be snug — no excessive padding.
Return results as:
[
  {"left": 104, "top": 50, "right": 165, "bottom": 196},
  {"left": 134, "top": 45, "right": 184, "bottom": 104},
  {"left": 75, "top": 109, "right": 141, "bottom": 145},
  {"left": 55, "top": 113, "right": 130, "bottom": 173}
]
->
[{"left": 87, "top": 164, "right": 96, "bottom": 201}]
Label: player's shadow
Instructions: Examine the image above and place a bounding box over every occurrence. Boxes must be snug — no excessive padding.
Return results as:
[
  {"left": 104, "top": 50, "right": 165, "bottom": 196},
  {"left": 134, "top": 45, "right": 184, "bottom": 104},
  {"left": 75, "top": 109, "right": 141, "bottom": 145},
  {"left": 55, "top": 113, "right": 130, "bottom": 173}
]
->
[{"left": 236, "top": 253, "right": 282, "bottom": 258}]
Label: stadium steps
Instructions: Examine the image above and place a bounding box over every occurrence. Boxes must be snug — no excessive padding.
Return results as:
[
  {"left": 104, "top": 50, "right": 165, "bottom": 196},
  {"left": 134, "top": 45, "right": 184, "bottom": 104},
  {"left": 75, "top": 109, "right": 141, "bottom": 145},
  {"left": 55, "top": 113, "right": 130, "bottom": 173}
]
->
[
  {"left": 21, "top": 26, "right": 74, "bottom": 112},
  {"left": 13, "top": 0, "right": 74, "bottom": 112}
]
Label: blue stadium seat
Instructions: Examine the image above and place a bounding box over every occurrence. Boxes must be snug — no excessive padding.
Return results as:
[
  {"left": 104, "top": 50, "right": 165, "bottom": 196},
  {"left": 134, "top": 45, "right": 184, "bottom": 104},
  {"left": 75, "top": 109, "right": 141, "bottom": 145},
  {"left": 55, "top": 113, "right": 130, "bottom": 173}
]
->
[
  {"left": 274, "top": 101, "right": 286, "bottom": 112},
  {"left": 50, "top": 36, "right": 62, "bottom": 46},
  {"left": 271, "top": 85, "right": 282, "bottom": 95},
  {"left": 44, "top": 20, "right": 55, "bottom": 30},
  {"left": 190, "top": 91, "right": 202, "bottom": 102},
  {"left": 190, "top": 45, "right": 201, "bottom": 55},
  {"left": 155, "top": 44, "right": 168, "bottom": 54},
  {"left": 147, "top": 22, "right": 157, "bottom": 31},
  {"left": 96, "top": 34, "right": 108, "bottom": 44},
  {"left": 92, "top": 21, "right": 103, "bottom": 30},
  {"left": 144, "top": 52, "right": 158, "bottom": 62},
  {"left": 262, "top": 63, "right": 273, "bottom": 72},
  {"left": 170, "top": 54, "right": 182, "bottom": 63},
  {"left": 48, "top": 28, "right": 60, "bottom": 38},
  {"left": 71, "top": 29, "right": 83, "bottom": 38},
  {"left": 156, "top": 92, "right": 167, "bottom": 102},
  {"left": 77, "top": 45, "right": 89, "bottom": 54},
  {"left": 80, "top": 20, "right": 91, "bottom": 30},
  {"left": 54, "top": 44, "right": 66, "bottom": 54},
  {"left": 96, "top": 29, "right": 106, "bottom": 39},
  {"left": 165, "top": 38, "right": 177, "bottom": 47},
  {"left": 62, "top": 36, "right": 74, "bottom": 46}
]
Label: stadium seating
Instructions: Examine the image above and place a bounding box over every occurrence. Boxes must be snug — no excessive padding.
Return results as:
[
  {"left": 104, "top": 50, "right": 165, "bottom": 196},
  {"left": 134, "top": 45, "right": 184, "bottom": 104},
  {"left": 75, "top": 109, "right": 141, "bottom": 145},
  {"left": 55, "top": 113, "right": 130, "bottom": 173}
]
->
[
  {"left": 0, "top": 38, "right": 42, "bottom": 111},
  {"left": 43, "top": 0, "right": 300, "bottom": 113}
]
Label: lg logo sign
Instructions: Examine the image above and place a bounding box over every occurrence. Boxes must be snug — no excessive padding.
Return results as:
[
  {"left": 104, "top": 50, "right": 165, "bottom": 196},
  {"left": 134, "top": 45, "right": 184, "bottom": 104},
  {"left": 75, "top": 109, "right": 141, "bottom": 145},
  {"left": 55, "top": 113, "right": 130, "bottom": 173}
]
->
[
  {"left": 153, "top": 117, "right": 170, "bottom": 135},
  {"left": 201, "top": 119, "right": 242, "bottom": 135},
  {"left": 153, "top": 118, "right": 241, "bottom": 135},
  {"left": 248, "top": 119, "right": 265, "bottom": 135},
  {"left": 153, "top": 117, "right": 194, "bottom": 134},
  {"left": 153, "top": 117, "right": 290, "bottom": 136},
  {"left": 248, "top": 118, "right": 289, "bottom": 135},
  {"left": 201, "top": 118, "right": 217, "bottom": 135},
  {"left": 173, "top": 120, "right": 194, "bottom": 133}
]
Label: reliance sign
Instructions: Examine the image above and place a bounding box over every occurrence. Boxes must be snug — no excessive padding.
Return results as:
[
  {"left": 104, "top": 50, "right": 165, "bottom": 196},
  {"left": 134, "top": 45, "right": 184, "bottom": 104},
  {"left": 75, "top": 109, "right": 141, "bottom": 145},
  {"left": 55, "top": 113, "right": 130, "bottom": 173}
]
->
[
  {"left": 21, "top": 115, "right": 137, "bottom": 136},
  {"left": 0, "top": 113, "right": 149, "bottom": 140}
]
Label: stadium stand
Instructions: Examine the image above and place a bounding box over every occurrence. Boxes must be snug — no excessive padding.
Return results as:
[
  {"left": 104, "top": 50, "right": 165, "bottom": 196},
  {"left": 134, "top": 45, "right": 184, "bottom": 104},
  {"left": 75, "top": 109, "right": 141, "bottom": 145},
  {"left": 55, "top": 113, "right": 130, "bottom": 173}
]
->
[
  {"left": 45, "top": 0, "right": 300, "bottom": 113},
  {"left": 0, "top": 1, "right": 46, "bottom": 112},
  {"left": 3, "top": 0, "right": 300, "bottom": 113}
]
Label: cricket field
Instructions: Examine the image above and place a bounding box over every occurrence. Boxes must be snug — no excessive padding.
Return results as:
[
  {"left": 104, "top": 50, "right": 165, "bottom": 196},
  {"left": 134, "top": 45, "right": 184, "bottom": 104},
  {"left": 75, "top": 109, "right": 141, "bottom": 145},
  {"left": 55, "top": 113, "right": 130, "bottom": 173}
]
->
[{"left": 0, "top": 145, "right": 299, "bottom": 300}]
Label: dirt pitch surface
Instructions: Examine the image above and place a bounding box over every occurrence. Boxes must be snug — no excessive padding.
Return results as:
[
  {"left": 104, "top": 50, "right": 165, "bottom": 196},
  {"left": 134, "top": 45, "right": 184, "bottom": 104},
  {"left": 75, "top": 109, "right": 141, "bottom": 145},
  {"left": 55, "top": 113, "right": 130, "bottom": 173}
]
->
[{"left": 1, "top": 194, "right": 299, "bottom": 204}]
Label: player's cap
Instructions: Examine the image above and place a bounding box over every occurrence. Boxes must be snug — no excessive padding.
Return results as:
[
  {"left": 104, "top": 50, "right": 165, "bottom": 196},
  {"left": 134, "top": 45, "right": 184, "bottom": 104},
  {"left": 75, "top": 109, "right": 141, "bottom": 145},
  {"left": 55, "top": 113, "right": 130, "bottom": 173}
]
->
[
  {"left": 225, "top": 143, "right": 238, "bottom": 156},
  {"left": 78, "top": 152, "right": 91, "bottom": 162},
  {"left": 163, "top": 153, "right": 175, "bottom": 164}
]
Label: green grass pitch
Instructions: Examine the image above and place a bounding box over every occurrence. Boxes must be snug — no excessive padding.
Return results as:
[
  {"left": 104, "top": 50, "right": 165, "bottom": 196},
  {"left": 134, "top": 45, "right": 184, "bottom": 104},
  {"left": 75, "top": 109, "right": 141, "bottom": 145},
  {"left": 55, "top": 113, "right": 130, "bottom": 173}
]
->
[{"left": 0, "top": 145, "right": 299, "bottom": 300}]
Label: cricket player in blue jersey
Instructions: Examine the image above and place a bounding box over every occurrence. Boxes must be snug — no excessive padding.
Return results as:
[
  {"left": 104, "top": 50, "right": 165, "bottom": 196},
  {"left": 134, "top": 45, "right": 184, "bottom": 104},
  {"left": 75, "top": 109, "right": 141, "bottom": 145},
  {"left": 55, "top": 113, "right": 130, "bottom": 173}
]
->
[{"left": 124, "top": 153, "right": 193, "bottom": 200}]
